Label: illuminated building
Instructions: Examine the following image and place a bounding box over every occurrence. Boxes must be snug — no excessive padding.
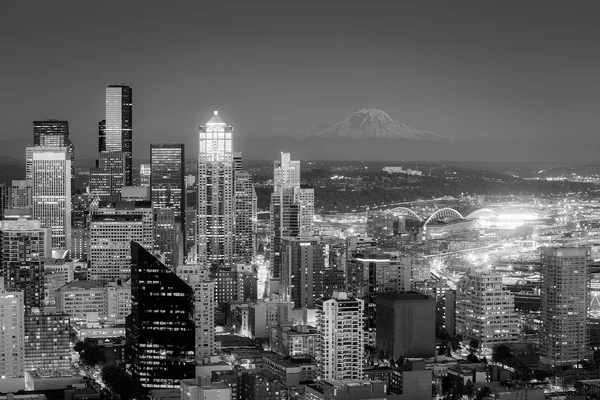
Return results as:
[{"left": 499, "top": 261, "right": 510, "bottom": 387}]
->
[
  {"left": 540, "top": 247, "right": 591, "bottom": 366},
  {"left": 185, "top": 208, "right": 197, "bottom": 259},
  {"left": 89, "top": 151, "right": 127, "bottom": 201},
  {"left": 154, "top": 208, "right": 181, "bottom": 268},
  {"left": 234, "top": 171, "right": 256, "bottom": 263},
  {"left": 197, "top": 111, "right": 234, "bottom": 264},
  {"left": 140, "top": 163, "right": 151, "bottom": 186},
  {"left": 30, "top": 147, "right": 71, "bottom": 250},
  {"left": 89, "top": 201, "right": 153, "bottom": 280},
  {"left": 10, "top": 180, "right": 32, "bottom": 208},
  {"left": 24, "top": 310, "right": 71, "bottom": 371},
  {"left": 127, "top": 242, "right": 195, "bottom": 388},
  {"left": 32, "top": 120, "right": 75, "bottom": 195},
  {"left": 270, "top": 325, "right": 318, "bottom": 357},
  {"left": 151, "top": 143, "right": 185, "bottom": 222},
  {"left": 103, "top": 85, "right": 132, "bottom": 186},
  {"left": 0, "top": 219, "right": 51, "bottom": 311},
  {"left": 70, "top": 228, "right": 89, "bottom": 260},
  {"left": 316, "top": 291, "right": 363, "bottom": 381},
  {"left": 0, "top": 183, "right": 8, "bottom": 220},
  {"left": 44, "top": 261, "right": 75, "bottom": 307},
  {"left": 281, "top": 236, "right": 325, "bottom": 308},
  {"left": 456, "top": 268, "right": 519, "bottom": 348},
  {"left": 375, "top": 292, "right": 435, "bottom": 359},
  {"left": 177, "top": 270, "right": 215, "bottom": 365},
  {"left": 270, "top": 153, "right": 314, "bottom": 280},
  {"left": 0, "top": 279, "right": 25, "bottom": 380}
]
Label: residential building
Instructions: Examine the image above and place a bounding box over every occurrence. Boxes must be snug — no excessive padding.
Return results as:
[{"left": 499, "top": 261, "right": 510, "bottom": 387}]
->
[
  {"left": 24, "top": 309, "right": 71, "bottom": 371},
  {"left": 0, "top": 279, "right": 25, "bottom": 380}
]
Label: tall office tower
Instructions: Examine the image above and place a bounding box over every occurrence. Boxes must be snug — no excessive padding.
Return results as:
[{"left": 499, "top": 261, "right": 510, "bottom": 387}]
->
[
  {"left": 177, "top": 270, "right": 215, "bottom": 365},
  {"left": 10, "top": 180, "right": 33, "bottom": 208},
  {"left": 29, "top": 147, "right": 71, "bottom": 250},
  {"left": 197, "top": 111, "right": 234, "bottom": 265},
  {"left": 24, "top": 310, "right": 71, "bottom": 371},
  {"left": 104, "top": 85, "right": 133, "bottom": 185},
  {"left": 270, "top": 153, "right": 314, "bottom": 279},
  {"left": 151, "top": 143, "right": 185, "bottom": 230},
  {"left": 32, "top": 120, "right": 75, "bottom": 195},
  {"left": 456, "top": 268, "right": 519, "bottom": 348},
  {"left": 540, "top": 247, "right": 591, "bottom": 366},
  {"left": 234, "top": 171, "right": 256, "bottom": 262},
  {"left": 89, "top": 201, "right": 153, "bottom": 280},
  {"left": 316, "top": 292, "right": 364, "bottom": 381},
  {"left": 127, "top": 242, "right": 195, "bottom": 388},
  {"left": 375, "top": 292, "right": 435, "bottom": 359},
  {"left": 154, "top": 208, "right": 180, "bottom": 268},
  {"left": 89, "top": 151, "right": 127, "bottom": 201},
  {"left": 140, "top": 163, "right": 151, "bottom": 186},
  {"left": 0, "top": 182, "right": 8, "bottom": 219},
  {"left": 0, "top": 279, "right": 25, "bottom": 380},
  {"left": 281, "top": 237, "right": 325, "bottom": 308},
  {"left": 0, "top": 220, "right": 51, "bottom": 311},
  {"left": 233, "top": 152, "right": 242, "bottom": 172},
  {"left": 185, "top": 208, "right": 197, "bottom": 259}
]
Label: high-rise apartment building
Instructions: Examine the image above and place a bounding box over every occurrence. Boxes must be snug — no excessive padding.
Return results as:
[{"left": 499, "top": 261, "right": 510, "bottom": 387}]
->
[
  {"left": 197, "top": 111, "right": 234, "bottom": 265},
  {"left": 316, "top": 291, "right": 364, "bottom": 381},
  {"left": 281, "top": 236, "right": 325, "bottom": 309},
  {"left": 24, "top": 310, "right": 71, "bottom": 371},
  {"left": 29, "top": 147, "right": 71, "bottom": 250},
  {"left": 89, "top": 151, "right": 127, "bottom": 201},
  {"left": 32, "top": 120, "right": 75, "bottom": 195},
  {"left": 540, "top": 247, "right": 591, "bottom": 366},
  {"left": 10, "top": 180, "right": 33, "bottom": 208},
  {"left": 270, "top": 153, "right": 314, "bottom": 280},
  {"left": 0, "top": 220, "right": 51, "bottom": 311},
  {"left": 234, "top": 171, "right": 256, "bottom": 262},
  {"left": 375, "top": 291, "right": 435, "bottom": 359},
  {"left": 177, "top": 269, "right": 215, "bottom": 365},
  {"left": 103, "top": 85, "right": 132, "bottom": 185},
  {"left": 89, "top": 201, "right": 153, "bottom": 280},
  {"left": 127, "top": 242, "right": 195, "bottom": 388},
  {"left": 456, "top": 268, "right": 519, "bottom": 348},
  {"left": 0, "top": 279, "right": 25, "bottom": 380}
]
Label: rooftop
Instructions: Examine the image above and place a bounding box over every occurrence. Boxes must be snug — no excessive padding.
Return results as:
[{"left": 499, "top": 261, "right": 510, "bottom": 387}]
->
[{"left": 377, "top": 291, "right": 433, "bottom": 302}]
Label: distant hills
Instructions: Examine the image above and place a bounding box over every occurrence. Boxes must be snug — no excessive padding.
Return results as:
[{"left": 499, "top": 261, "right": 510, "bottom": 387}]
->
[{"left": 294, "top": 108, "right": 455, "bottom": 141}]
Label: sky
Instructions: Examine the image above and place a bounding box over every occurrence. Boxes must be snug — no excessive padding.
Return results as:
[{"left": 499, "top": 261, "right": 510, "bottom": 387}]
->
[{"left": 1, "top": 0, "right": 599, "bottom": 160}]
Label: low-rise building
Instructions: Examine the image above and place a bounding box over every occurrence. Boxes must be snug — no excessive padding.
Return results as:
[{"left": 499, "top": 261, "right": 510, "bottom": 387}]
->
[
  {"left": 262, "top": 354, "right": 318, "bottom": 386},
  {"left": 270, "top": 325, "right": 318, "bottom": 357}
]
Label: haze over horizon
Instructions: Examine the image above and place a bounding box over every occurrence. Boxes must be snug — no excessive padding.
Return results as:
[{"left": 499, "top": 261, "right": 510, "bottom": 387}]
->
[{"left": 2, "top": 1, "right": 600, "bottom": 162}]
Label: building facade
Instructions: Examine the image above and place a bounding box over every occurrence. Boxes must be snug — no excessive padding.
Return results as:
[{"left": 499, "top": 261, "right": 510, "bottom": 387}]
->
[
  {"left": 89, "top": 151, "right": 127, "bottom": 201},
  {"left": 234, "top": 171, "right": 256, "bottom": 263},
  {"left": 0, "top": 280, "right": 25, "bottom": 379},
  {"left": 281, "top": 236, "right": 325, "bottom": 309},
  {"left": 24, "top": 311, "right": 71, "bottom": 371},
  {"left": 103, "top": 85, "right": 132, "bottom": 186}
]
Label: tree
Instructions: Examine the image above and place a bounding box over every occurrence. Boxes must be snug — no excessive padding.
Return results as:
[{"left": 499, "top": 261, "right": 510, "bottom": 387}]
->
[
  {"left": 469, "top": 338, "right": 480, "bottom": 353},
  {"left": 441, "top": 376, "right": 452, "bottom": 394},
  {"left": 74, "top": 338, "right": 105, "bottom": 366},
  {"left": 492, "top": 344, "right": 512, "bottom": 364},
  {"left": 101, "top": 365, "right": 134, "bottom": 400}
]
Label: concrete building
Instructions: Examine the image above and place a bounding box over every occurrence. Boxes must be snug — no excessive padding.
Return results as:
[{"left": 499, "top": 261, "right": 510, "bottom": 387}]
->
[
  {"left": 316, "top": 292, "right": 364, "bottom": 381},
  {"left": 249, "top": 298, "right": 293, "bottom": 339},
  {"left": 388, "top": 361, "right": 432, "bottom": 399},
  {"left": 88, "top": 200, "right": 153, "bottom": 280},
  {"left": 10, "top": 180, "right": 33, "bottom": 208},
  {"left": 262, "top": 354, "right": 318, "bottom": 386},
  {"left": 456, "top": 268, "right": 519, "bottom": 348},
  {"left": 24, "top": 309, "right": 71, "bottom": 371},
  {"left": 375, "top": 291, "right": 436, "bottom": 359},
  {"left": 270, "top": 325, "right": 318, "bottom": 357},
  {"left": 540, "top": 247, "right": 591, "bottom": 366},
  {"left": 181, "top": 377, "right": 232, "bottom": 400}
]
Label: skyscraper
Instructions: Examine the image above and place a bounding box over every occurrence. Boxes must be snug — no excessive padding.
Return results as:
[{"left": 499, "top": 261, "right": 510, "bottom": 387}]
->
[
  {"left": 0, "top": 220, "right": 51, "bottom": 311},
  {"left": 32, "top": 120, "right": 75, "bottom": 195},
  {"left": 154, "top": 208, "right": 181, "bottom": 268},
  {"left": 127, "top": 242, "right": 195, "bottom": 388},
  {"left": 456, "top": 268, "right": 519, "bottom": 348},
  {"left": 104, "top": 85, "right": 133, "bottom": 185},
  {"left": 540, "top": 247, "right": 591, "bottom": 366},
  {"left": 150, "top": 143, "right": 185, "bottom": 226},
  {"left": 270, "top": 153, "right": 314, "bottom": 279},
  {"left": 10, "top": 180, "right": 33, "bottom": 208},
  {"left": 0, "top": 182, "right": 8, "bottom": 220},
  {"left": 197, "top": 111, "right": 234, "bottom": 265},
  {"left": 29, "top": 147, "right": 71, "bottom": 250},
  {"left": 281, "top": 236, "right": 325, "bottom": 308},
  {"left": 234, "top": 171, "right": 256, "bottom": 262},
  {"left": 89, "top": 151, "right": 127, "bottom": 201},
  {"left": 316, "top": 291, "right": 364, "bottom": 381},
  {"left": 89, "top": 201, "right": 153, "bottom": 280},
  {"left": 0, "top": 279, "right": 25, "bottom": 380}
]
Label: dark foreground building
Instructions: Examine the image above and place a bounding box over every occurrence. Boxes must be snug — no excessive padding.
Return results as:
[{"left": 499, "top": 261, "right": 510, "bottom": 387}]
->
[{"left": 126, "top": 242, "right": 195, "bottom": 388}]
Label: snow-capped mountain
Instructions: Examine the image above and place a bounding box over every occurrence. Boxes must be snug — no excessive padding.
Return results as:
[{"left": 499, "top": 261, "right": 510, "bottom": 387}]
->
[{"left": 299, "top": 108, "right": 455, "bottom": 140}]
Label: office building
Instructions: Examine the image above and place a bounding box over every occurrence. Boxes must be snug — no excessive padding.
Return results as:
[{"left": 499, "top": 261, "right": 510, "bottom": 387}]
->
[
  {"left": 154, "top": 208, "right": 181, "bottom": 269},
  {"left": 316, "top": 292, "right": 364, "bottom": 381},
  {"left": 102, "top": 85, "right": 132, "bottom": 185},
  {"left": 273, "top": 152, "right": 300, "bottom": 191},
  {"left": 234, "top": 171, "right": 256, "bottom": 263},
  {"left": 248, "top": 298, "right": 293, "bottom": 339},
  {"left": 127, "top": 242, "right": 195, "bottom": 388},
  {"left": 281, "top": 236, "right": 325, "bottom": 309},
  {"left": 24, "top": 310, "right": 71, "bottom": 371},
  {"left": 29, "top": 147, "right": 71, "bottom": 250},
  {"left": 456, "top": 268, "right": 519, "bottom": 348},
  {"left": 151, "top": 143, "right": 185, "bottom": 222},
  {"left": 177, "top": 270, "right": 215, "bottom": 365},
  {"left": 10, "top": 180, "right": 32, "bottom": 208},
  {"left": 140, "top": 163, "right": 151, "bottom": 186},
  {"left": 0, "top": 183, "right": 8, "bottom": 219},
  {"left": 44, "top": 261, "right": 75, "bottom": 307},
  {"left": 32, "top": 120, "right": 75, "bottom": 195},
  {"left": 0, "top": 219, "right": 51, "bottom": 311},
  {"left": 197, "top": 111, "right": 234, "bottom": 265},
  {"left": 540, "top": 247, "right": 591, "bottom": 366},
  {"left": 88, "top": 201, "right": 153, "bottom": 280},
  {"left": 70, "top": 228, "right": 89, "bottom": 260},
  {"left": 89, "top": 151, "right": 127, "bottom": 201},
  {"left": 375, "top": 291, "right": 436, "bottom": 359},
  {"left": 270, "top": 325, "right": 318, "bottom": 357},
  {"left": 0, "top": 279, "right": 25, "bottom": 380},
  {"left": 184, "top": 208, "right": 197, "bottom": 260}
]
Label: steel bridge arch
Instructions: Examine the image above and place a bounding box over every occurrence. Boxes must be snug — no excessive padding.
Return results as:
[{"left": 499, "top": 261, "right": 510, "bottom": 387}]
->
[
  {"left": 423, "top": 208, "right": 464, "bottom": 227},
  {"left": 389, "top": 206, "right": 422, "bottom": 221}
]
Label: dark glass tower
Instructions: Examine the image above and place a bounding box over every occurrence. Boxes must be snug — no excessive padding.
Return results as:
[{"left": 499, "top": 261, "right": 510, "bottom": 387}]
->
[
  {"left": 126, "top": 242, "right": 195, "bottom": 388},
  {"left": 150, "top": 143, "right": 185, "bottom": 225}
]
